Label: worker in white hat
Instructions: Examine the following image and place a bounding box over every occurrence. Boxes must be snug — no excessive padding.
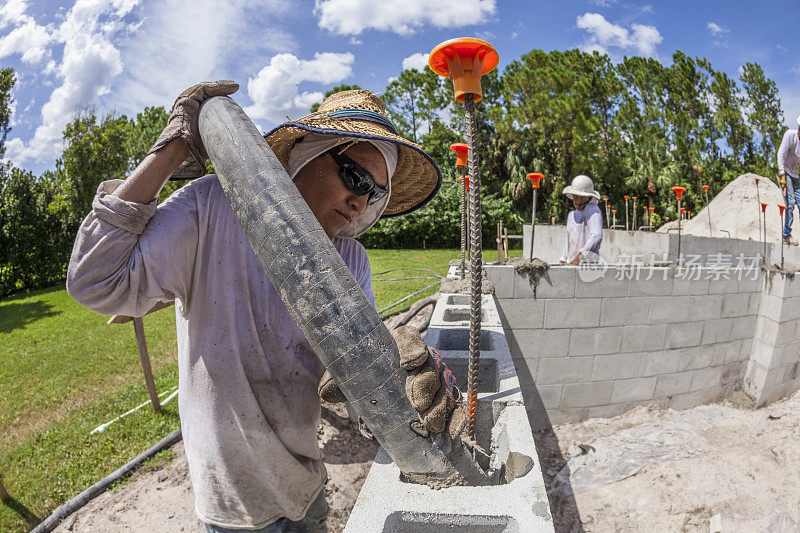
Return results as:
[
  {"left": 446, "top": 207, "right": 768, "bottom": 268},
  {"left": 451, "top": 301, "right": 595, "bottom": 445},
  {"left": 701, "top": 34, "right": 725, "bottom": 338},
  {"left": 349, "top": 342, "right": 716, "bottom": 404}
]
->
[
  {"left": 778, "top": 114, "right": 800, "bottom": 245},
  {"left": 559, "top": 175, "right": 604, "bottom": 263}
]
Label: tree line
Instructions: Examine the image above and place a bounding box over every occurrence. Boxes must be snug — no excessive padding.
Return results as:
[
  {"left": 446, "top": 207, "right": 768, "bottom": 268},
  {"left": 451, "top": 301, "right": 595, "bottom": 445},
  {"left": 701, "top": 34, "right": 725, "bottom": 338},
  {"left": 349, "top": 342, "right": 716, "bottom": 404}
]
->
[{"left": 0, "top": 48, "right": 788, "bottom": 295}]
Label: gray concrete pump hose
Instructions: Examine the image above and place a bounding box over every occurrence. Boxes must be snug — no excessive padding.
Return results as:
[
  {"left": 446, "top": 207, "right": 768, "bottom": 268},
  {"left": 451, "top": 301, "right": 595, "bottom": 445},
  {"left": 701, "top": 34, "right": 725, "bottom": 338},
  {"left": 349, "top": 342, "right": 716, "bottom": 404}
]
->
[{"left": 196, "top": 96, "right": 480, "bottom": 481}]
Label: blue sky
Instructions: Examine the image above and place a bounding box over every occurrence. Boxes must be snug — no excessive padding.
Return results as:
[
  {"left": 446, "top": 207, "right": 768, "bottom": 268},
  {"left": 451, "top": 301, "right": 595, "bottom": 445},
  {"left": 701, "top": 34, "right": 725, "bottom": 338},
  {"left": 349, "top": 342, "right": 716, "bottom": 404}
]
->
[{"left": 1, "top": 0, "right": 799, "bottom": 176}]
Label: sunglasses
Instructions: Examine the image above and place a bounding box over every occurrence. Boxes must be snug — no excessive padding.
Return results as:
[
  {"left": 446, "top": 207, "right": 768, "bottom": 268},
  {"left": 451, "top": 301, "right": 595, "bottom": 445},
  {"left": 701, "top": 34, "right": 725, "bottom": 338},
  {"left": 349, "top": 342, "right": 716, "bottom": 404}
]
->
[{"left": 326, "top": 147, "right": 389, "bottom": 205}]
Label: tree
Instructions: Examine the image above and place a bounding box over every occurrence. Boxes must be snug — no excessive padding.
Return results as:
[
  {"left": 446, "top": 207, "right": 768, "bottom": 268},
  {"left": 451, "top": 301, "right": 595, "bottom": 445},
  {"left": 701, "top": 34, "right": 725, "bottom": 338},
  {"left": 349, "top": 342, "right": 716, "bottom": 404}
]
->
[
  {"left": 740, "top": 62, "right": 784, "bottom": 176},
  {"left": 309, "top": 84, "right": 362, "bottom": 112},
  {"left": 383, "top": 68, "right": 443, "bottom": 143},
  {"left": 0, "top": 67, "right": 15, "bottom": 158}
]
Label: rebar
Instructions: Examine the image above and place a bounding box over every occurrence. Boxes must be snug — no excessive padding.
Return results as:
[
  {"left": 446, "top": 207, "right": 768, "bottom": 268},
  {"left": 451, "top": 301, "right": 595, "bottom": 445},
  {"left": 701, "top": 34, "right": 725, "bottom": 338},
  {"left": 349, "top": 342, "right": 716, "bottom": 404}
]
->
[
  {"left": 677, "top": 198, "right": 682, "bottom": 265},
  {"left": 529, "top": 188, "right": 538, "bottom": 260},
  {"left": 461, "top": 170, "right": 468, "bottom": 278},
  {"left": 465, "top": 93, "right": 482, "bottom": 441},
  {"left": 704, "top": 190, "right": 713, "bottom": 237}
]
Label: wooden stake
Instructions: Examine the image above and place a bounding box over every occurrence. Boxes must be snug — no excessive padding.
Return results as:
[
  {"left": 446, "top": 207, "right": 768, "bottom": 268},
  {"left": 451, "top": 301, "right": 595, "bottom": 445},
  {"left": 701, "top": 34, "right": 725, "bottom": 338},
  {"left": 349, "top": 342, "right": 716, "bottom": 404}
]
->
[{"left": 132, "top": 317, "right": 161, "bottom": 413}]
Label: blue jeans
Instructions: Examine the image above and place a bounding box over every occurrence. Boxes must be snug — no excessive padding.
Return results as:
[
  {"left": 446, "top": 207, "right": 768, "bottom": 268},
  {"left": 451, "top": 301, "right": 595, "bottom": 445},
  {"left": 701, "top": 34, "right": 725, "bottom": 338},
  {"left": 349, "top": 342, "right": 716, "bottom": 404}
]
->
[
  {"left": 204, "top": 490, "right": 329, "bottom": 533},
  {"left": 784, "top": 175, "right": 800, "bottom": 238}
]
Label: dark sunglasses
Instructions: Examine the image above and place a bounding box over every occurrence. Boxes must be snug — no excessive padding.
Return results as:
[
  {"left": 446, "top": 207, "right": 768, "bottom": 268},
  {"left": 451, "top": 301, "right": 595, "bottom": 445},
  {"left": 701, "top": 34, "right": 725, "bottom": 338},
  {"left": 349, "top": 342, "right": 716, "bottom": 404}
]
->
[{"left": 326, "top": 147, "right": 389, "bottom": 205}]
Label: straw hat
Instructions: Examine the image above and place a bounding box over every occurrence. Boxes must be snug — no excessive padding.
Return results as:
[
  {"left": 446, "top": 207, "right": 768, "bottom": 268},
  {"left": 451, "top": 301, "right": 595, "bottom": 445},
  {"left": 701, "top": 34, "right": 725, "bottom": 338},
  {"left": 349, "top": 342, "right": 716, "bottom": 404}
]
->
[{"left": 264, "top": 90, "right": 441, "bottom": 217}]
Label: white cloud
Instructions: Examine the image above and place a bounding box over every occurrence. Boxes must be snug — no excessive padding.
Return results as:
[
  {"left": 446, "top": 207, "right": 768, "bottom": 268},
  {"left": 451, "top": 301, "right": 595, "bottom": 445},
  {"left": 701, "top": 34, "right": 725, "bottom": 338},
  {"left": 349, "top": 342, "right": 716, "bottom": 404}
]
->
[
  {"left": 0, "top": 0, "right": 28, "bottom": 28},
  {"left": 707, "top": 22, "right": 728, "bottom": 36},
  {"left": 401, "top": 52, "right": 429, "bottom": 72},
  {"left": 244, "top": 52, "right": 354, "bottom": 123},
  {"left": 576, "top": 12, "right": 662, "bottom": 57},
  {"left": 588, "top": 0, "right": 617, "bottom": 6},
  {"left": 314, "top": 0, "right": 496, "bottom": 36}
]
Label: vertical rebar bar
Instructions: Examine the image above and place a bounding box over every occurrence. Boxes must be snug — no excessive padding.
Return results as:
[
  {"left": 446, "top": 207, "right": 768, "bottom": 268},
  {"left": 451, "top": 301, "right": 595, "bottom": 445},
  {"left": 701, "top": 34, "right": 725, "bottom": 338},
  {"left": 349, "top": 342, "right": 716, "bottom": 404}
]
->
[
  {"left": 460, "top": 170, "right": 467, "bottom": 279},
  {"left": 465, "top": 93, "right": 482, "bottom": 441},
  {"left": 705, "top": 190, "right": 713, "bottom": 237},
  {"left": 529, "top": 188, "right": 537, "bottom": 260},
  {"left": 677, "top": 198, "right": 682, "bottom": 265}
]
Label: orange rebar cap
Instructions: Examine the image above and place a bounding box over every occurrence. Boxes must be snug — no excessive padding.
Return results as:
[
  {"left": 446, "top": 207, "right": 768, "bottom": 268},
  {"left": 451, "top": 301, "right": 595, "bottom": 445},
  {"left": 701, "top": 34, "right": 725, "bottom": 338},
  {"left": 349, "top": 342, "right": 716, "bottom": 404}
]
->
[
  {"left": 779, "top": 204, "right": 786, "bottom": 215},
  {"left": 450, "top": 143, "right": 468, "bottom": 167},
  {"left": 624, "top": 195, "right": 629, "bottom": 200},
  {"left": 612, "top": 209, "right": 617, "bottom": 214},
  {"left": 754, "top": 177, "right": 760, "bottom": 183},
  {"left": 632, "top": 196, "right": 638, "bottom": 201},
  {"left": 527, "top": 173, "right": 544, "bottom": 188},
  {"left": 671, "top": 186, "right": 686, "bottom": 200},
  {"left": 459, "top": 175, "right": 471, "bottom": 190},
  {"left": 429, "top": 37, "right": 499, "bottom": 103},
  {"left": 702, "top": 185, "right": 709, "bottom": 191},
  {"left": 760, "top": 202, "right": 768, "bottom": 213},
  {"left": 649, "top": 207, "right": 655, "bottom": 212}
]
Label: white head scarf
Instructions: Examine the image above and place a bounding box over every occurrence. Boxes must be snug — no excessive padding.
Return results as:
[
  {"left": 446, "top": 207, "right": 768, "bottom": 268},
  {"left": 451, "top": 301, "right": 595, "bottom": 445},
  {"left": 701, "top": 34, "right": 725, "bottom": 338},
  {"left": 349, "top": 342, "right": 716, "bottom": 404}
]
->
[{"left": 288, "top": 133, "right": 398, "bottom": 238}]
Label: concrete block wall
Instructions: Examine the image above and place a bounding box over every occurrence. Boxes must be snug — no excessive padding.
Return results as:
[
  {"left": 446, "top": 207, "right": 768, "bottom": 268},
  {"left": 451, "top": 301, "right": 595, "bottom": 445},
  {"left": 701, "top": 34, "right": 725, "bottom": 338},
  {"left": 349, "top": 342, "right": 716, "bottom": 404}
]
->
[
  {"left": 744, "top": 270, "right": 800, "bottom": 405},
  {"left": 487, "top": 264, "right": 764, "bottom": 424}
]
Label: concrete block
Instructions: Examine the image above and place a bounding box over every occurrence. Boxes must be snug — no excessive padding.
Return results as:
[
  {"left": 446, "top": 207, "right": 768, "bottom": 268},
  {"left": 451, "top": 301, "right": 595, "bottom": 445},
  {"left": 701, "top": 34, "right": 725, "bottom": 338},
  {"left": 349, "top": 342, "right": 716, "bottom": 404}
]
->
[
  {"left": 562, "top": 381, "right": 614, "bottom": 408},
  {"left": 780, "top": 341, "right": 800, "bottom": 366},
  {"left": 748, "top": 292, "right": 761, "bottom": 315},
  {"left": 668, "top": 386, "right": 725, "bottom": 410},
  {"left": 679, "top": 346, "right": 715, "bottom": 371},
  {"left": 720, "top": 361, "right": 746, "bottom": 385},
  {"left": 758, "top": 293, "right": 783, "bottom": 323},
  {"left": 750, "top": 339, "right": 780, "bottom": 370},
  {"left": 672, "top": 276, "right": 709, "bottom": 296},
  {"left": 525, "top": 266, "right": 575, "bottom": 299},
  {"left": 701, "top": 318, "right": 735, "bottom": 344},
  {"left": 600, "top": 297, "right": 650, "bottom": 326},
  {"left": 485, "top": 265, "right": 515, "bottom": 299},
  {"left": 738, "top": 275, "right": 762, "bottom": 294},
  {"left": 648, "top": 296, "right": 690, "bottom": 324},
  {"left": 628, "top": 270, "right": 674, "bottom": 296},
  {"left": 592, "top": 353, "right": 642, "bottom": 381},
  {"left": 535, "top": 383, "right": 564, "bottom": 409},
  {"left": 754, "top": 316, "right": 779, "bottom": 346},
  {"left": 621, "top": 324, "right": 667, "bottom": 353},
  {"left": 721, "top": 292, "right": 751, "bottom": 318},
  {"left": 610, "top": 377, "right": 657, "bottom": 403},
  {"left": 708, "top": 277, "right": 740, "bottom": 294},
  {"left": 780, "top": 297, "right": 800, "bottom": 322},
  {"left": 739, "top": 338, "right": 753, "bottom": 361},
  {"left": 639, "top": 350, "right": 682, "bottom": 377},
  {"left": 690, "top": 366, "right": 725, "bottom": 391},
  {"left": 543, "top": 298, "right": 601, "bottom": 329},
  {"left": 498, "top": 299, "right": 545, "bottom": 330},
  {"left": 569, "top": 327, "right": 623, "bottom": 356},
  {"left": 722, "top": 340, "right": 743, "bottom": 364},
  {"left": 731, "top": 316, "right": 757, "bottom": 340},
  {"left": 688, "top": 294, "right": 724, "bottom": 321},
  {"left": 776, "top": 319, "right": 800, "bottom": 345},
  {"left": 513, "top": 329, "right": 571, "bottom": 359},
  {"left": 654, "top": 372, "right": 694, "bottom": 397},
  {"left": 512, "top": 356, "right": 539, "bottom": 382},
  {"left": 537, "top": 356, "right": 594, "bottom": 385},
  {"left": 665, "top": 322, "right": 704, "bottom": 349},
  {"left": 574, "top": 270, "right": 630, "bottom": 298}
]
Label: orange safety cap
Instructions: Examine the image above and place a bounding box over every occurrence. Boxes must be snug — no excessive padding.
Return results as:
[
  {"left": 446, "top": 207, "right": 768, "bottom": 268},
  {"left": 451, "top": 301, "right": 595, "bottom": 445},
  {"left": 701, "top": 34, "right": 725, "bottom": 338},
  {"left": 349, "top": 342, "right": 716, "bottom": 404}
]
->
[
  {"left": 526, "top": 173, "right": 544, "bottom": 188},
  {"left": 459, "top": 175, "right": 471, "bottom": 191},
  {"left": 450, "top": 143, "right": 469, "bottom": 167},
  {"left": 624, "top": 195, "right": 629, "bottom": 200},
  {"left": 779, "top": 204, "right": 786, "bottom": 215},
  {"left": 702, "top": 185, "right": 709, "bottom": 191},
  {"left": 429, "top": 37, "right": 499, "bottom": 103},
  {"left": 760, "top": 202, "right": 768, "bottom": 212},
  {"left": 671, "top": 186, "right": 686, "bottom": 200}
]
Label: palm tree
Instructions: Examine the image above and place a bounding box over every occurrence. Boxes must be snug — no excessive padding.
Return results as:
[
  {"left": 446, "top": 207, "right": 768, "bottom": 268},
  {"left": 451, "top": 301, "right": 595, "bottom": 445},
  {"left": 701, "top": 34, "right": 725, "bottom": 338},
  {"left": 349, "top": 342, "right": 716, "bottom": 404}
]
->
[{"left": 624, "top": 137, "right": 680, "bottom": 212}]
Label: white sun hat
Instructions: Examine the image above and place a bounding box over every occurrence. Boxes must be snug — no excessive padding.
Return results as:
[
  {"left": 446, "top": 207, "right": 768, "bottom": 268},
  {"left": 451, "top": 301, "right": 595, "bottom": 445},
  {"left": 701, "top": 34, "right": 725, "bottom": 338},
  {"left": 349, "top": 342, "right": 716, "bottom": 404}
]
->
[{"left": 562, "top": 175, "right": 601, "bottom": 200}]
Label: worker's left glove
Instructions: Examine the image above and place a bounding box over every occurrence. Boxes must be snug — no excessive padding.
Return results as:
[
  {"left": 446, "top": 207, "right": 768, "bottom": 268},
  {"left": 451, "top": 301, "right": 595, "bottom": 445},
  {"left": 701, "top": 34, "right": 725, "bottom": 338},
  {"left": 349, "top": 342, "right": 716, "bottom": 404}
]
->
[
  {"left": 780, "top": 173, "right": 786, "bottom": 188},
  {"left": 318, "top": 325, "right": 466, "bottom": 440},
  {"left": 147, "top": 80, "right": 239, "bottom": 180}
]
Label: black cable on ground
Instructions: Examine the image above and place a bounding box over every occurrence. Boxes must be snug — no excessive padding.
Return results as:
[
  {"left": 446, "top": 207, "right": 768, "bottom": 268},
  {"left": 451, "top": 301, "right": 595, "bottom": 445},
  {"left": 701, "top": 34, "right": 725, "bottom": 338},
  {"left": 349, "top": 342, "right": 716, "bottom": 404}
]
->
[
  {"left": 393, "top": 297, "right": 437, "bottom": 329},
  {"left": 31, "top": 429, "right": 182, "bottom": 533}
]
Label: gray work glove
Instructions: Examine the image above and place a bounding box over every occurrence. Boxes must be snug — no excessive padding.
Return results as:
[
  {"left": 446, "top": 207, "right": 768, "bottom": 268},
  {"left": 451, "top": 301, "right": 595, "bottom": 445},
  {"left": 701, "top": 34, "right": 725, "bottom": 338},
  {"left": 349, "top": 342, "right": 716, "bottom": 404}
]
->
[
  {"left": 147, "top": 80, "right": 239, "bottom": 180},
  {"left": 318, "top": 325, "right": 465, "bottom": 440}
]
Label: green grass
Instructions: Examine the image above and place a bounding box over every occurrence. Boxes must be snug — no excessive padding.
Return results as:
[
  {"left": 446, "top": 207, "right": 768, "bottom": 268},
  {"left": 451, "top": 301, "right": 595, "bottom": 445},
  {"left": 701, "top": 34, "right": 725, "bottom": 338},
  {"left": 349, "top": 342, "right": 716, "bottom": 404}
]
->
[{"left": 0, "top": 248, "right": 519, "bottom": 531}]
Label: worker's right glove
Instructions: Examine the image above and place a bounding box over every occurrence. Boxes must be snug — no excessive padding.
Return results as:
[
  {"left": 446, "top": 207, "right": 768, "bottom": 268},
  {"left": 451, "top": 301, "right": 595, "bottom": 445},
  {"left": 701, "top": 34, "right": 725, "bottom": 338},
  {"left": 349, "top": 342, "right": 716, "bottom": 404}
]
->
[
  {"left": 780, "top": 173, "right": 786, "bottom": 188},
  {"left": 148, "top": 80, "right": 239, "bottom": 180},
  {"left": 318, "top": 325, "right": 466, "bottom": 440}
]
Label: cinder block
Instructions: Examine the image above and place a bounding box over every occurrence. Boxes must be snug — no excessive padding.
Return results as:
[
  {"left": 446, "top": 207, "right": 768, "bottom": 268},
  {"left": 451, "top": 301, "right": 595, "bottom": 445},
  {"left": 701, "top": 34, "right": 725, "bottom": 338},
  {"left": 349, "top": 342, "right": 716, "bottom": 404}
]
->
[
  {"left": 780, "top": 297, "right": 800, "bottom": 322},
  {"left": 592, "top": 353, "right": 642, "bottom": 381},
  {"left": 750, "top": 339, "right": 780, "bottom": 370},
  {"left": 569, "top": 327, "right": 623, "bottom": 356},
  {"left": 575, "top": 269, "right": 630, "bottom": 298},
  {"left": 672, "top": 276, "right": 710, "bottom": 296},
  {"left": 668, "top": 386, "right": 724, "bottom": 410},
  {"left": 780, "top": 341, "right": 800, "bottom": 365},
  {"left": 654, "top": 372, "right": 694, "bottom": 397},
  {"left": 708, "top": 277, "right": 740, "bottom": 294},
  {"left": 721, "top": 292, "right": 751, "bottom": 318},
  {"left": 639, "top": 350, "right": 682, "bottom": 377},
  {"left": 721, "top": 340, "right": 743, "bottom": 364},
  {"left": 610, "top": 377, "right": 657, "bottom": 403},
  {"left": 498, "top": 299, "right": 545, "bottom": 329},
  {"left": 513, "top": 328, "right": 571, "bottom": 359},
  {"left": 628, "top": 270, "right": 674, "bottom": 296},
  {"left": 485, "top": 265, "right": 515, "bottom": 298},
  {"left": 754, "top": 316, "right": 779, "bottom": 346},
  {"left": 525, "top": 266, "right": 575, "bottom": 299},
  {"left": 720, "top": 361, "right": 746, "bottom": 384},
  {"left": 739, "top": 338, "right": 753, "bottom": 361},
  {"left": 537, "top": 356, "right": 594, "bottom": 385},
  {"left": 621, "top": 324, "right": 667, "bottom": 352},
  {"left": 601, "top": 297, "right": 650, "bottom": 326},
  {"left": 738, "top": 275, "right": 762, "bottom": 294},
  {"left": 748, "top": 292, "right": 761, "bottom": 315},
  {"left": 665, "top": 322, "right": 704, "bottom": 349},
  {"left": 534, "top": 383, "right": 563, "bottom": 409},
  {"left": 562, "top": 381, "right": 614, "bottom": 408},
  {"left": 512, "top": 356, "right": 539, "bottom": 382},
  {"left": 690, "top": 366, "right": 725, "bottom": 391},
  {"left": 648, "top": 296, "right": 690, "bottom": 324},
  {"left": 701, "top": 318, "right": 735, "bottom": 344},
  {"left": 758, "top": 293, "right": 783, "bottom": 323},
  {"left": 543, "top": 298, "right": 601, "bottom": 329},
  {"left": 731, "top": 316, "right": 757, "bottom": 340},
  {"left": 679, "top": 346, "right": 715, "bottom": 371},
  {"left": 688, "top": 294, "right": 724, "bottom": 321},
  {"left": 776, "top": 319, "right": 800, "bottom": 345}
]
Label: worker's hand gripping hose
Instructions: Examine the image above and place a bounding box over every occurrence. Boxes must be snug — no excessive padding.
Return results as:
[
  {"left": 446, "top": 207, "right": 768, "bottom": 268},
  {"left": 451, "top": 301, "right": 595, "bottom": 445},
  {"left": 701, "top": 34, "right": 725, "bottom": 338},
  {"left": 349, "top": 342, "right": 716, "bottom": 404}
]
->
[{"left": 197, "top": 96, "right": 487, "bottom": 485}]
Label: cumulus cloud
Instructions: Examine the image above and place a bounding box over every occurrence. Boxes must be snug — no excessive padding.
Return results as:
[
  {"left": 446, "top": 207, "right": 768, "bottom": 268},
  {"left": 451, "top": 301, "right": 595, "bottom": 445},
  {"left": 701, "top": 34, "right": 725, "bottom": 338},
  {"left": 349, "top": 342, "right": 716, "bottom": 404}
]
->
[
  {"left": 588, "top": 0, "right": 617, "bottom": 6},
  {"left": 707, "top": 22, "right": 728, "bottom": 36},
  {"left": 244, "top": 52, "right": 354, "bottom": 123},
  {"left": 401, "top": 52, "right": 429, "bottom": 72},
  {"left": 314, "top": 0, "right": 496, "bottom": 36},
  {"left": 576, "top": 12, "right": 662, "bottom": 57},
  {"left": 0, "top": 0, "right": 55, "bottom": 65}
]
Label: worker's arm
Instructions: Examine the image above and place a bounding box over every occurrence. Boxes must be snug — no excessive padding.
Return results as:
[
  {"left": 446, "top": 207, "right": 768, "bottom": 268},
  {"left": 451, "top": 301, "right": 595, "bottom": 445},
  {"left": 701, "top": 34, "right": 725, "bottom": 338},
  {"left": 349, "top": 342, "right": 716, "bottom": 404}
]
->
[
  {"left": 777, "top": 130, "right": 790, "bottom": 178},
  {"left": 580, "top": 204, "right": 604, "bottom": 255},
  {"left": 559, "top": 212, "right": 573, "bottom": 263},
  {"left": 113, "top": 140, "right": 189, "bottom": 203}
]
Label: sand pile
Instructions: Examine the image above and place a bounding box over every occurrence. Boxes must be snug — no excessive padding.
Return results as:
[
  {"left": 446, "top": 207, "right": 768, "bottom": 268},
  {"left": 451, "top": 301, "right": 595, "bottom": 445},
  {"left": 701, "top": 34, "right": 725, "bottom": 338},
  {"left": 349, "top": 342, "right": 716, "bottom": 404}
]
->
[{"left": 657, "top": 173, "right": 800, "bottom": 242}]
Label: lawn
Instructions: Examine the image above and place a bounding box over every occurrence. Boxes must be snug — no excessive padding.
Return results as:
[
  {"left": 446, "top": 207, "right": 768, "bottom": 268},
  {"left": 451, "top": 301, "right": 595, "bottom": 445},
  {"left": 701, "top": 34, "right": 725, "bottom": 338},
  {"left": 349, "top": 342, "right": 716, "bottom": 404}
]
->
[{"left": 0, "top": 247, "right": 521, "bottom": 532}]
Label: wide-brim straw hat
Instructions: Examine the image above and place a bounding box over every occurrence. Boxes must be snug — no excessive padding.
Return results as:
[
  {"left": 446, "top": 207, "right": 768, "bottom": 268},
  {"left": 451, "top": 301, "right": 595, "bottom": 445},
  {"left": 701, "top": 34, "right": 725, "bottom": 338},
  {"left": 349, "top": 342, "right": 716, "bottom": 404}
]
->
[{"left": 264, "top": 90, "right": 441, "bottom": 218}]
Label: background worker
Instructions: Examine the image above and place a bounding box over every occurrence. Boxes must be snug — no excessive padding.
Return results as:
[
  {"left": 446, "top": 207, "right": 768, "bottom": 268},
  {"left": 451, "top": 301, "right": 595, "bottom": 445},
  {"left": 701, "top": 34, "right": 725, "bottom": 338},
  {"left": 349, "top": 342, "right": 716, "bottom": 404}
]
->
[
  {"left": 66, "top": 82, "right": 463, "bottom": 532},
  {"left": 559, "top": 174, "right": 604, "bottom": 264},
  {"left": 778, "top": 115, "right": 800, "bottom": 246}
]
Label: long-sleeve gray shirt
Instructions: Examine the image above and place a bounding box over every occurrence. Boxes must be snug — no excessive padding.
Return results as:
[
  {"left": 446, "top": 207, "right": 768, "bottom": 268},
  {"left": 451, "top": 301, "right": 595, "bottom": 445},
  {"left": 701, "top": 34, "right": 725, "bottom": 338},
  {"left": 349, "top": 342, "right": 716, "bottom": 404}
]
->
[
  {"left": 67, "top": 175, "right": 373, "bottom": 529},
  {"left": 560, "top": 202, "right": 604, "bottom": 263},
  {"left": 778, "top": 129, "right": 800, "bottom": 179}
]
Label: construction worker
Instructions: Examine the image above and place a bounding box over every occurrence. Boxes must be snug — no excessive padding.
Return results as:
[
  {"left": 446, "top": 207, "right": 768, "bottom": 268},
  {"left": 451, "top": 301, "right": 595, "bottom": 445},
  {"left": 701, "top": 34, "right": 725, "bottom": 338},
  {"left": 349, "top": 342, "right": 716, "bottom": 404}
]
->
[
  {"left": 559, "top": 175, "right": 604, "bottom": 264},
  {"left": 67, "top": 82, "right": 463, "bottom": 532},
  {"left": 778, "top": 115, "right": 800, "bottom": 246}
]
